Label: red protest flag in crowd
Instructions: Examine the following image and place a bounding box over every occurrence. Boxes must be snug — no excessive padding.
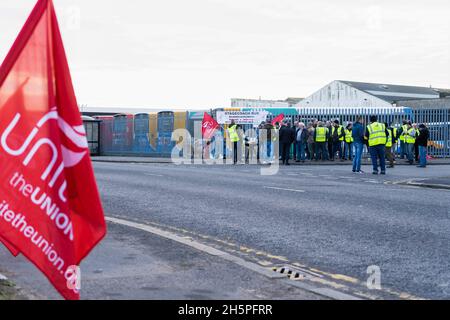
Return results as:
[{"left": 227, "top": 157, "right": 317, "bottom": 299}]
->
[
  {"left": 271, "top": 114, "right": 285, "bottom": 126},
  {"left": 202, "top": 112, "right": 219, "bottom": 139},
  {"left": 0, "top": 0, "right": 106, "bottom": 300}
]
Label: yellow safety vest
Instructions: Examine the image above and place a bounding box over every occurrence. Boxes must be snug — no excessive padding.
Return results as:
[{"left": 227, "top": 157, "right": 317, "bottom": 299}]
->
[
  {"left": 228, "top": 125, "right": 240, "bottom": 142},
  {"left": 344, "top": 129, "right": 353, "bottom": 143},
  {"left": 405, "top": 128, "right": 416, "bottom": 144},
  {"left": 386, "top": 128, "right": 393, "bottom": 148},
  {"left": 315, "top": 127, "right": 328, "bottom": 142},
  {"left": 332, "top": 126, "right": 344, "bottom": 141},
  {"left": 400, "top": 125, "right": 408, "bottom": 142},
  {"left": 367, "top": 122, "right": 387, "bottom": 147}
]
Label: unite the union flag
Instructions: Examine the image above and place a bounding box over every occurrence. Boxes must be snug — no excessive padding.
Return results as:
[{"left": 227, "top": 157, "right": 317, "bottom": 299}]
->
[
  {"left": 202, "top": 112, "right": 219, "bottom": 140},
  {"left": 271, "top": 114, "right": 285, "bottom": 126},
  {"left": 0, "top": 0, "right": 106, "bottom": 300}
]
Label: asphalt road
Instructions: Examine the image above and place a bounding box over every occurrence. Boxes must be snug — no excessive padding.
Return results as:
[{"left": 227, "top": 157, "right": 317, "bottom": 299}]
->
[{"left": 92, "top": 162, "right": 450, "bottom": 300}]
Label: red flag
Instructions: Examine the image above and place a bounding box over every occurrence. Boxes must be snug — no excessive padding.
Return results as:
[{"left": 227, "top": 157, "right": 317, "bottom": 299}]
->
[
  {"left": 271, "top": 114, "right": 285, "bottom": 126},
  {"left": 0, "top": 235, "right": 20, "bottom": 257},
  {"left": 0, "top": 0, "right": 106, "bottom": 300},
  {"left": 202, "top": 112, "right": 219, "bottom": 139}
]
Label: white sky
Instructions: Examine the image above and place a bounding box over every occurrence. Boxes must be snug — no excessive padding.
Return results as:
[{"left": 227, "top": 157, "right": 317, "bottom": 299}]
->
[{"left": 0, "top": 0, "right": 449, "bottom": 109}]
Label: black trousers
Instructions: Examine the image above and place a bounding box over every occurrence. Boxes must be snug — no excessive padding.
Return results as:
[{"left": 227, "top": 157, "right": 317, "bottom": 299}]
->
[
  {"left": 281, "top": 143, "right": 291, "bottom": 164},
  {"left": 233, "top": 141, "right": 238, "bottom": 164},
  {"left": 328, "top": 140, "right": 333, "bottom": 159},
  {"left": 315, "top": 142, "right": 328, "bottom": 160},
  {"left": 414, "top": 142, "right": 419, "bottom": 162},
  {"left": 332, "top": 141, "right": 343, "bottom": 160}
]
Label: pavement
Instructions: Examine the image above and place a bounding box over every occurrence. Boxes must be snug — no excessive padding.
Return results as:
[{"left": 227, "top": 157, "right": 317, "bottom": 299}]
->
[
  {"left": 1, "top": 162, "right": 449, "bottom": 300},
  {"left": 0, "top": 278, "right": 25, "bottom": 300},
  {"left": 0, "top": 220, "right": 322, "bottom": 300}
]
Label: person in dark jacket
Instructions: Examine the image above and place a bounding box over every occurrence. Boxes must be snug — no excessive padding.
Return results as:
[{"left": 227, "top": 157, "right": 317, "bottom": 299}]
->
[
  {"left": 416, "top": 124, "right": 429, "bottom": 168},
  {"left": 331, "top": 120, "right": 345, "bottom": 161},
  {"left": 352, "top": 116, "right": 365, "bottom": 173},
  {"left": 293, "top": 121, "right": 299, "bottom": 161},
  {"left": 279, "top": 122, "right": 295, "bottom": 165},
  {"left": 413, "top": 123, "right": 420, "bottom": 163},
  {"left": 326, "top": 121, "right": 333, "bottom": 160}
]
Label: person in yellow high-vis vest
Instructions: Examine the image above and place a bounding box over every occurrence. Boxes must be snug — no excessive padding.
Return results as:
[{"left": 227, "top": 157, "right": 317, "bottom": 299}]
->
[
  {"left": 314, "top": 122, "right": 329, "bottom": 161},
  {"left": 344, "top": 123, "right": 353, "bottom": 161},
  {"left": 391, "top": 126, "right": 398, "bottom": 158},
  {"left": 364, "top": 115, "right": 388, "bottom": 175},
  {"left": 404, "top": 122, "right": 417, "bottom": 165},
  {"left": 398, "top": 120, "right": 409, "bottom": 159},
  {"left": 384, "top": 122, "right": 395, "bottom": 168},
  {"left": 227, "top": 120, "right": 241, "bottom": 164}
]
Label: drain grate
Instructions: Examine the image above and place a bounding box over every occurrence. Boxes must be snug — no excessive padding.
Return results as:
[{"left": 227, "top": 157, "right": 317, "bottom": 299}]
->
[{"left": 272, "top": 265, "right": 323, "bottom": 281}]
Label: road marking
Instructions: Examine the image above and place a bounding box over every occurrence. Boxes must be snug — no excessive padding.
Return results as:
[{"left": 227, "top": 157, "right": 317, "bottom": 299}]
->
[
  {"left": 105, "top": 216, "right": 362, "bottom": 300},
  {"left": 107, "top": 216, "right": 427, "bottom": 300},
  {"left": 106, "top": 217, "right": 284, "bottom": 280},
  {"left": 144, "top": 173, "right": 164, "bottom": 177},
  {"left": 257, "top": 260, "right": 273, "bottom": 267},
  {"left": 263, "top": 186, "right": 305, "bottom": 193},
  {"left": 309, "top": 268, "right": 359, "bottom": 284}
]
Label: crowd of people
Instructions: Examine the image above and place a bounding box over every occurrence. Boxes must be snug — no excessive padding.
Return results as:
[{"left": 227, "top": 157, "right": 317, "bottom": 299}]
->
[{"left": 222, "top": 116, "right": 430, "bottom": 174}]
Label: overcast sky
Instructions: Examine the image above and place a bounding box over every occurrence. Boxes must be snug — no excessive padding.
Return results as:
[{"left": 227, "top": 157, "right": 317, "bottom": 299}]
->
[{"left": 0, "top": 0, "right": 449, "bottom": 109}]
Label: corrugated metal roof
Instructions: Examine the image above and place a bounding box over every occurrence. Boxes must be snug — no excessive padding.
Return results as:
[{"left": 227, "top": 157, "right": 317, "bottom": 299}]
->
[
  {"left": 340, "top": 80, "right": 441, "bottom": 102},
  {"left": 397, "top": 98, "right": 450, "bottom": 109}
]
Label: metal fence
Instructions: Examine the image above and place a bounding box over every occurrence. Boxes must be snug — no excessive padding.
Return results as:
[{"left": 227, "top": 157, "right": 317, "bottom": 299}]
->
[
  {"left": 412, "top": 108, "right": 450, "bottom": 158},
  {"left": 93, "top": 107, "right": 450, "bottom": 158},
  {"left": 270, "top": 107, "right": 450, "bottom": 158}
]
